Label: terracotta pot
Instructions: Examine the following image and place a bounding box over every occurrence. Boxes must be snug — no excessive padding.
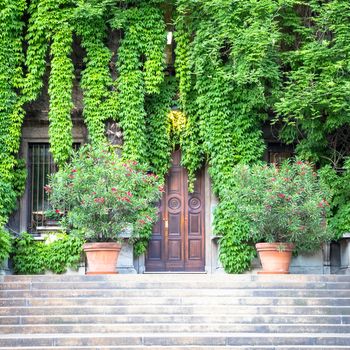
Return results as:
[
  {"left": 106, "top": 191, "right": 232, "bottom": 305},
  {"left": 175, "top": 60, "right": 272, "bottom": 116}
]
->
[
  {"left": 83, "top": 242, "right": 122, "bottom": 275},
  {"left": 256, "top": 242, "right": 294, "bottom": 274}
]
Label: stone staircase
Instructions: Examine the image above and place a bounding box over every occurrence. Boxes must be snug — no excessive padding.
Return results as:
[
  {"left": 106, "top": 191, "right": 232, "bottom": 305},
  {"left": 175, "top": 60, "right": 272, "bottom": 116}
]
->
[{"left": 0, "top": 274, "right": 350, "bottom": 349}]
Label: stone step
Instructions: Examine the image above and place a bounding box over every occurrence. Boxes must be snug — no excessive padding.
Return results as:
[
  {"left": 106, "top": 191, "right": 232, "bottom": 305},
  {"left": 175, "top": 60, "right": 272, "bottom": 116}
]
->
[
  {"left": 1, "top": 323, "right": 350, "bottom": 334},
  {"left": 2, "top": 304, "right": 350, "bottom": 316},
  {"left": 1, "top": 314, "right": 349, "bottom": 325},
  {"left": 1, "top": 333, "right": 350, "bottom": 347},
  {"left": 2, "top": 288, "right": 350, "bottom": 298},
  {"left": 1, "top": 275, "right": 349, "bottom": 349},
  {"left": 2, "top": 281, "right": 350, "bottom": 291},
  {"left": 1, "top": 348, "right": 350, "bottom": 350},
  {"left": 2, "top": 296, "right": 350, "bottom": 307},
  {"left": 0, "top": 345, "right": 349, "bottom": 350},
  {"left": 3, "top": 274, "right": 350, "bottom": 282}
]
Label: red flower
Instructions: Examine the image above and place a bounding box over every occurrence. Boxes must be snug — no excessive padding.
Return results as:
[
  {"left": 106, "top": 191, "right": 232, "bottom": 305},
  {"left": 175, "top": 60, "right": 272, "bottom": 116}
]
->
[
  {"left": 43, "top": 185, "right": 52, "bottom": 193},
  {"left": 158, "top": 185, "right": 165, "bottom": 192},
  {"left": 126, "top": 173, "right": 131, "bottom": 177},
  {"left": 94, "top": 197, "right": 105, "bottom": 204},
  {"left": 111, "top": 187, "right": 117, "bottom": 192},
  {"left": 277, "top": 193, "right": 286, "bottom": 199},
  {"left": 72, "top": 169, "right": 77, "bottom": 173},
  {"left": 296, "top": 161, "right": 303, "bottom": 165},
  {"left": 55, "top": 209, "right": 60, "bottom": 213},
  {"left": 126, "top": 191, "right": 133, "bottom": 197},
  {"left": 318, "top": 199, "right": 329, "bottom": 208}
]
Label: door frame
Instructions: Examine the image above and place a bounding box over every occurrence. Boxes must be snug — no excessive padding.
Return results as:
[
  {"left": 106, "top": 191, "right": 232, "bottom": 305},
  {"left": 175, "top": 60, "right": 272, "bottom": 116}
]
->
[{"left": 145, "top": 151, "right": 206, "bottom": 272}]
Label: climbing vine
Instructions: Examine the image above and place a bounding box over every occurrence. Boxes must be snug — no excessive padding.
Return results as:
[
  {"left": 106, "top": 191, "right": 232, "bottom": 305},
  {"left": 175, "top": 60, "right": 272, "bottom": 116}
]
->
[
  {"left": 175, "top": 0, "right": 281, "bottom": 272},
  {"left": 0, "top": 0, "right": 26, "bottom": 225},
  {"left": 75, "top": 4, "right": 117, "bottom": 144},
  {"left": 1, "top": 0, "right": 349, "bottom": 271},
  {"left": 111, "top": 1, "right": 166, "bottom": 161},
  {"left": 145, "top": 77, "right": 176, "bottom": 178},
  {"left": 276, "top": 1, "right": 350, "bottom": 165},
  {"left": 48, "top": 22, "right": 74, "bottom": 165}
]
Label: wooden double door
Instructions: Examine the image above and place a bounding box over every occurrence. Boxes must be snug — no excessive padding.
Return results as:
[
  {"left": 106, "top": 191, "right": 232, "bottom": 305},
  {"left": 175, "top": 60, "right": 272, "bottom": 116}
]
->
[{"left": 146, "top": 150, "right": 205, "bottom": 272}]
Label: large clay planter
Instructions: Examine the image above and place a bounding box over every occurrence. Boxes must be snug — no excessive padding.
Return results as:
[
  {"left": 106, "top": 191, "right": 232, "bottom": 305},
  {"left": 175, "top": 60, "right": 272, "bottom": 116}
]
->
[
  {"left": 83, "top": 242, "right": 122, "bottom": 275},
  {"left": 256, "top": 242, "right": 294, "bottom": 274}
]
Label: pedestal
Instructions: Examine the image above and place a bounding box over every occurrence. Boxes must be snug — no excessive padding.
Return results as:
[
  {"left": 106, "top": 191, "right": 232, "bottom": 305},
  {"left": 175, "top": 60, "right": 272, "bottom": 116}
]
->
[
  {"left": 117, "top": 238, "right": 137, "bottom": 274},
  {"left": 339, "top": 233, "right": 350, "bottom": 274}
]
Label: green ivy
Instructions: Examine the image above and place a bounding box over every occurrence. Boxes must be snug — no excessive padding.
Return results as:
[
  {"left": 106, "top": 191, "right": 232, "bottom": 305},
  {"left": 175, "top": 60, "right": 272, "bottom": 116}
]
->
[
  {"left": 0, "top": 228, "right": 12, "bottom": 264},
  {"left": 175, "top": 0, "right": 281, "bottom": 272},
  {"left": 111, "top": 2, "right": 166, "bottom": 162},
  {"left": 276, "top": 1, "right": 350, "bottom": 165},
  {"left": 145, "top": 77, "right": 176, "bottom": 177},
  {"left": 76, "top": 5, "right": 117, "bottom": 144},
  {"left": 12, "top": 232, "right": 84, "bottom": 274},
  {"left": 48, "top": 22, "right": 74, "bottom": 165},
  {"left": 2, "top": 0, "right": 350, "bottom": 274},
  {"left": 319, "top": 162, "right": 350, "bottom": 239},
  {"left": 0, "top": 0, "right": 26, "bottom": 226}
]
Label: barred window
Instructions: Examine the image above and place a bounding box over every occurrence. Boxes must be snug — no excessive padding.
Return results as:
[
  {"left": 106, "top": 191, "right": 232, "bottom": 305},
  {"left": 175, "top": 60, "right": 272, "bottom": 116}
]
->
[{"left": 28, "top": 143, "right": 79, "bottom": 232}]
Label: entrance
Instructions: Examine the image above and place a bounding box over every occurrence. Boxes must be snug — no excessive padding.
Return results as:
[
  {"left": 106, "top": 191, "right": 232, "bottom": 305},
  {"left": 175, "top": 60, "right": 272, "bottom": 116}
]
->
[{"left": 145, "top": 150, "right": 205, "bottom": 272}]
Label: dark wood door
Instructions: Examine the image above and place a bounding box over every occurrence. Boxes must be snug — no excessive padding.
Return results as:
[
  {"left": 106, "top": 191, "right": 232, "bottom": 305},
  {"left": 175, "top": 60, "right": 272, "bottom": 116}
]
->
[{"left": 146, "top": 150, "right": 205, "bottom": 272}]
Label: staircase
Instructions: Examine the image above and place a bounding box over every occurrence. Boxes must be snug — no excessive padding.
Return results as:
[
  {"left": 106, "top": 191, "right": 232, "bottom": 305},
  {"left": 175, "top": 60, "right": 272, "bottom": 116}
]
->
[{"left": 1, "top": 274, "right": 350, "bottom": 349}]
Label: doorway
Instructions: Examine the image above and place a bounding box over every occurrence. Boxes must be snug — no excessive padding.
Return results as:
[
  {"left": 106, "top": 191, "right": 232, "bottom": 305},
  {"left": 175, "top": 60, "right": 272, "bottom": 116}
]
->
[{"left": 145, "top": 150, "right": 205, "bottom": 272}]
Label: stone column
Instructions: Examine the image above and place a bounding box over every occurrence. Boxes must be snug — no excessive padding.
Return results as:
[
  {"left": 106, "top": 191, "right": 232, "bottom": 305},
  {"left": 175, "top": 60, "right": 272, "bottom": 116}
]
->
[
  {"left": 116, "top": 232, "right": 137, "bottom": 274},
  {"left": 0, "top": 258, "right": 10, "bottom": 275},
  {"left": 322, "top": 242, "right": 331, "bottom": 275},
  {"left": 339, "top": 233, "right": 350, "bottom": 274}
]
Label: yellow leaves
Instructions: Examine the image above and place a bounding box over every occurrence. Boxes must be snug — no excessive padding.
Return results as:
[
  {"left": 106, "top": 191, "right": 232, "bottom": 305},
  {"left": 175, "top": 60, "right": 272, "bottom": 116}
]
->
[{"left": 167, "top": 110, "right": 187, "bottom": 137}]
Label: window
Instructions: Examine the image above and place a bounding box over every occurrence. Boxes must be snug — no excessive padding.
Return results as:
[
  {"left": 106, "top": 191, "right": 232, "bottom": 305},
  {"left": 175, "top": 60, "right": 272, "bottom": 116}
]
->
[
  {"left": 267, "top": 143, "right": 294, "bottom": 164},
  {"left": 28, "top": 143, "right": 80, "bottom": 232}
]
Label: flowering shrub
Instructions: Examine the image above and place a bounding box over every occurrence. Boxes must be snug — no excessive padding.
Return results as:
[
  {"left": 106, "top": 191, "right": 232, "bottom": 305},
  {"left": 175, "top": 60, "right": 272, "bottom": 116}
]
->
[
  {"left": 48, "top": 144, "right": 162, "bottom": 246},
  {"left": 228, "top": 160, "right": 333, "bottom": 253},
  {"left": 44, "top": 209, "right": 64, "bottom": 221}
]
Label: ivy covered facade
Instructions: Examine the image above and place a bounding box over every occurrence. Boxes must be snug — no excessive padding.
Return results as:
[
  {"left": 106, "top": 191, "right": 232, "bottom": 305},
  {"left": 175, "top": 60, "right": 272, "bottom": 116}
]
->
[{"left": 2, "top": 0, "right": 350, "bottom": 274}]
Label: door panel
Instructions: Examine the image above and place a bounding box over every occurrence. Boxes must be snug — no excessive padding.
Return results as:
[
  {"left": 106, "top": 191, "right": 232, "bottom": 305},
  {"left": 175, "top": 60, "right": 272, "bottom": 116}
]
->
[{"left": 146, "top": 150, "right": 205, "bottom": 272}]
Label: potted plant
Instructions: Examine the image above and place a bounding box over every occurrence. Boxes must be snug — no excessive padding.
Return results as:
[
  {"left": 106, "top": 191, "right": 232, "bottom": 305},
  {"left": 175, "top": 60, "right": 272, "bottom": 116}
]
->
[
  {"left": 43, "top": 209, "right": 64, "bottom": 226},
  {"left": 228, "top": 160, "right": 332, "bottom": 273},
  {"left": 47, "top": 143, "right": 162, "bottom": 274}
]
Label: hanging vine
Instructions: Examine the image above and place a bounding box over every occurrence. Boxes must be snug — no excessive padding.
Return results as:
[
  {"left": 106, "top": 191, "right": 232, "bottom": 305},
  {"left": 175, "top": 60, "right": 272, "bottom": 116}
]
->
[
  {"left": 175, "top": 0, "right": 281, "bottom": 272},
  {"left": 174, "top": 14, "right": 204, "bottom": 189},
  {"left": 22, "top": 0, "right": 49, "bottom": 103},
  {"left": 48, "top": 22, "right": 74, "bottom": 165},
  {"left": 111, "top": 2, "right": 166, "bottom": 161},
  {"left": 0, "top": 0, "right": 26, "bottom": 224},
  {"left": 145, "top": 77, "right": 176, "bottom": 178},
  {"left": 2, "top": 0, "right": 349, "bottom": 272},
  {"left": 75, "top": 3, "right": 118, "bottom": 144}
]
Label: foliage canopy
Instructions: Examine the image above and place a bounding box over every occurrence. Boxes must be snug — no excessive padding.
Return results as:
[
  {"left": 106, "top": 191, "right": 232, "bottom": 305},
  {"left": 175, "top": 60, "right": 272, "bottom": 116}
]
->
[{"left": 1, "top": 0, "right": 349, "bottom": 272}]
